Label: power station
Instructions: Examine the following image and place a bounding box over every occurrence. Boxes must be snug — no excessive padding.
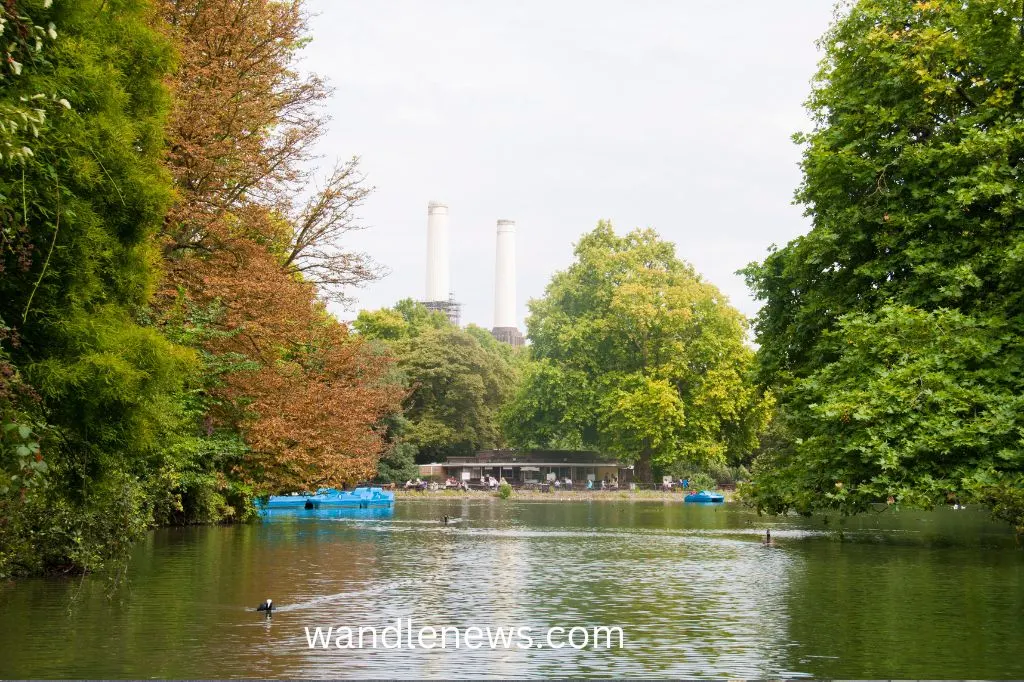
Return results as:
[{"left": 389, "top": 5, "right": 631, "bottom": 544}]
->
[{"left": 419, "top": 202, "right": 524, "bottom": 346}]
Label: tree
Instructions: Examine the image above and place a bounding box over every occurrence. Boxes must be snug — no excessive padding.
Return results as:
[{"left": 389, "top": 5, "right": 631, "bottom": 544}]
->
[
  {"left": 282, "top": 157, "right": 385, "bottom": 306},
  {"left": 372, "top": 414, "right": 420, "bottom": 485},
  {"left": 750, "top": 306, "right": 1023, "bottom": 516},
  {"left": 155, "top": 0, "right": 382, "bottom": 300},
  {"left": 353, "top": 298, "right": 449, "bottom": 341},
  {"left": 153, "top": 0, "right": 402, "bottom": 494},
  {"left": 743, "top": 0, "right": 1024, "bottom": 520},
  {"left": 397, "top": 328, "right": 519, "bottom": 462},
  {"left": 505, "top": 223, "right": 769, "bottom": 482},
  {"left": 0, "top": 0, "right": 192, "bottom": 575},
  {"left": 355, "top": 301, "right": 521, "bottom": 463}
]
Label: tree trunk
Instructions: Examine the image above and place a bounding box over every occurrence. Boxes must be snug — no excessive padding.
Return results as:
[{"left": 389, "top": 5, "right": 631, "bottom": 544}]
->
[{"left": 636, "top": 446, "right": 653, "bottom": 484}]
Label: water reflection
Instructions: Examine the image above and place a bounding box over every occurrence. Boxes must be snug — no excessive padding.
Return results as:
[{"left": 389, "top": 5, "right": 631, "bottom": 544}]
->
[
  {"left": 258, "top": 506, "right": 395, "bottom": 521},
  {"left": 0, "top": 501, "right": 1020, "bottom": 679}
]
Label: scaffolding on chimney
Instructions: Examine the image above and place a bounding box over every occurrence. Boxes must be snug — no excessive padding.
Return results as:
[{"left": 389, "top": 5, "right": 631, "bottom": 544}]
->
[{"left": 421, "top": 293, "right": 462, "bottom": 327}]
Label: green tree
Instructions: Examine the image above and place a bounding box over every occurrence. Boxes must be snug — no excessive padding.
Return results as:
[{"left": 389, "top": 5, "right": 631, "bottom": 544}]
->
[
  {"left": 750, "top": 306, "right": 1023, "bottom": 516},
  {"left": 353, "top": 298, "right": 449, "bottom": 341},
  {"left": 743, "top": 0, "right": 1024, "bottom": 521},
  {"left": 0, "top": 0, "right": 192, "bottom": 576},
  {"left": 397, "top": 327, "right": 519, "bottom": 462},
  {"left": 356, "top": 301, "right": 521, "bottom": 463},
  {"left": 505, "top": 223, "right": 769, "bottom": 482}
]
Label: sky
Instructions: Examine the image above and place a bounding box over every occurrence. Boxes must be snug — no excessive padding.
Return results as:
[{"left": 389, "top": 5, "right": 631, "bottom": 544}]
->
[{"left": 300, "top": 0, "right": 838, "bottom": 330}]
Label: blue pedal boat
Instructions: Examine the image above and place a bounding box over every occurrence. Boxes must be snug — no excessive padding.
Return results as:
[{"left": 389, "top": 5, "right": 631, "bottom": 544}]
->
[
  {"left": 259, "top": 486, "right": 395, "bottom": 510},
  {"left": 684, "top": 490, "right": 725, "bottom": 503}
]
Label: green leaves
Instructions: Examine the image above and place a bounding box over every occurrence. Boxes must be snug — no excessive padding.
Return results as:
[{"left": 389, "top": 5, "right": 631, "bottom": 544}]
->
[
  {"left": 744, "top": 0, "right": 1024, "bottom": 525},
  {"left": 356, "top": 301, "right": 522, "bottom": 463},
  {"left": 1, "top": 418, "right": 46, "bottom": 496},
  {"left": 507, "top": 223, "right": 769, "bottom": 480},
  {"left": 0, "top": 0, "right": 191, "bottom": 575}
]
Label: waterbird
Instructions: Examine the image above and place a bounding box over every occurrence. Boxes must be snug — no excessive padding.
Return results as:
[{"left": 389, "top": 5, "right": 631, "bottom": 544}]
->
[
  {"left": 442, "top": 515, "right": 449, "bottom": 525},
  {"left": 762, "top": 529, "right": 776, "bottom": 547},
  {"left": 256, "top": 598, "right": 273, "bottom": 614}
]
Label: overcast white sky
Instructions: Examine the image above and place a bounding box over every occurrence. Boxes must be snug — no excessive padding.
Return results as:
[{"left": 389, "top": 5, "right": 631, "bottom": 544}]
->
[{"left": 301, "top": 1, "right": 837, "bottom": 330}]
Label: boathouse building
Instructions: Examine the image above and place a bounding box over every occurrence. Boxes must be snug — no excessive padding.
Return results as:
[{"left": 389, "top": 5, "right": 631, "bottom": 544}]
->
[{"left": 419, "top": 450, "right": 634, "bottom": 486}]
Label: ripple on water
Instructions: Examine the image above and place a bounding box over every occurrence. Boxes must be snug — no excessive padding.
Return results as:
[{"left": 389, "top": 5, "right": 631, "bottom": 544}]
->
[{"left": 0, "top": 500, "right": 1021, "bottom": 679}]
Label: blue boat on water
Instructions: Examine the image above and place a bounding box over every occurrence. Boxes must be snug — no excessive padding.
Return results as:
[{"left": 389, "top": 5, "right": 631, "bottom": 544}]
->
[
  {"left": 259, "top": 486, "right": 395, "bottom": 510},
  {"left": 684, "top": 490, "right": 725, "bottom": 504}
]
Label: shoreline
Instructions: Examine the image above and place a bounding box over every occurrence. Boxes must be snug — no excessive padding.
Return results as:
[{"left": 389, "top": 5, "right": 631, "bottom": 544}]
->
[{"left": 394, "top": 488, "right": 739, "bottom": 503}]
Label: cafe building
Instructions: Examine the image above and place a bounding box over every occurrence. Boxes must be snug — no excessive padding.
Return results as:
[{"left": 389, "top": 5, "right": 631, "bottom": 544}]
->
[{"left": 420, "top": 450, "right": 633, "bottom": 487}]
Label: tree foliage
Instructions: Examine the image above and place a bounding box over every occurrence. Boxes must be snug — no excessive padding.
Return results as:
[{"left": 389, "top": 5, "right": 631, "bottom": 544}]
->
[
  {"left": 153, "top": 0, "right": 401, "bottom": 493},
  {"left": 504, "top": 223, "right": 770, "bottom": 482},
  {"left": 0, "top": 0, "right": 405, "bottom": 576},
  {"left": 0, "top": 0, "right": 191, "bottom": 576},
  {"left": 355, "top": 301, "right": 521, "bottom": 464},
  {"left": 155, "top": 0, "right": 382, "bottom": 305},
  {"left": 743, "top": 0, "right": 1024, "bottom": 520},
  {"left": 751, "top": 306, "right": 1024, "bottom": 515}
]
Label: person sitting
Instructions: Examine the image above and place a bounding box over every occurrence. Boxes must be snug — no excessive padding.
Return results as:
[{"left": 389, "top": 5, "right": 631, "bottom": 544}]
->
[
  {"left": 404, "top": 479, "right": 415, "bottom": 490},
  {"left": 565, "top": 477, "right": 573, "bottom": 489},
  {"left": 554, "top": 479, "right": 561, "bottom": 489}
]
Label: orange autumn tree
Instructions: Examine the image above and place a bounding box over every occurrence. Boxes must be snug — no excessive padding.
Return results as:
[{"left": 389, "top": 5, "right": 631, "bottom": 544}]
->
[{"left": 154, "top": 0, "right": 401, "bottom": 491}]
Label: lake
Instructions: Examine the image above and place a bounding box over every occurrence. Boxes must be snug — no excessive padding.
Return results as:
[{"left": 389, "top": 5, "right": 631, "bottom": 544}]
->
[{"left": 1, "top": 498, "right": 1021, "bottom": 678}]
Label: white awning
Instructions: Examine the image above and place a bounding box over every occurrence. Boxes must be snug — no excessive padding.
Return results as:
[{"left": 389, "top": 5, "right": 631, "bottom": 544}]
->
[{"left": 520, "top": 466, "right": 541, "bottom": 472}]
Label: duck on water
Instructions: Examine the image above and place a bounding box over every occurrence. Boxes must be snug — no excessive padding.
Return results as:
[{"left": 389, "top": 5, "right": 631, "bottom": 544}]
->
[{"left": 256, "top": 599, "right": 273, "bottom": 614}]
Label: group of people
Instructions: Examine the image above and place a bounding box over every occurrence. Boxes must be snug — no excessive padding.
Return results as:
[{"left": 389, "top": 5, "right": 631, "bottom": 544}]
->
[
  {"left": 552, "top": 475, "right": 619, "bottom": 490},
  {"left": 407, "top": 474, "right": 629, "bottom": 492},
  {"left": 403, "top": 478, "right": 430, "bottom": 490},
  {"left": 661, "top": 477, "right": 692, "bottom": 491},
  {"left": 438, "top": 475, "right": 506, "bottom": 490},
  {"left": 443, "top": 476, "right": 470, "bottom": 491},
  {"left": 479, "top": 475, "right": 505, "bottom": 490}
]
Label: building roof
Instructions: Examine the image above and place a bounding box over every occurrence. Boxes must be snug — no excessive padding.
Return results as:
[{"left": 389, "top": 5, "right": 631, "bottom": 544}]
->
[{"left": 444, "top": 449, "right": 624, "bottom": 466}]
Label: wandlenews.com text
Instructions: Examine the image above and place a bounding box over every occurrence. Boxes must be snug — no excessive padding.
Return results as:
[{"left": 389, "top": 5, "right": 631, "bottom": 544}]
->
[{"left": 304, "top": 619, "right": 625, "bottom": 650}]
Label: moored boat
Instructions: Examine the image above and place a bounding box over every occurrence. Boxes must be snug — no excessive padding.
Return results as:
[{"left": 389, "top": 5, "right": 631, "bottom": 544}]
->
[
  {"left": 684, "top": 489, "right": 724, "bottom": 503},
  {"left": 259, "top": 486, "right": 395, "bottom": 510}
]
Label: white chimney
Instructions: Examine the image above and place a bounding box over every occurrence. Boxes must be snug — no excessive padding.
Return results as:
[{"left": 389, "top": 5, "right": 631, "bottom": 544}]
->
[
  {"left": 425, "top": 201, "right": 449, "bottom": 301},
  {"left": 493, "top": 219, "right": 517, "bottom": 329}
]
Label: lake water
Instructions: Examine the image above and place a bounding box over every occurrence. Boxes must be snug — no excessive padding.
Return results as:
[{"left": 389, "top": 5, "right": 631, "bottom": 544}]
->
[{"left": 1, "top": 499, "right": 1022, "bottom": 679}]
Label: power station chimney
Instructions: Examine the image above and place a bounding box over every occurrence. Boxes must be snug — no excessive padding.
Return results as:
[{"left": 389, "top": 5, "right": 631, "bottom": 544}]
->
[
  {"left": 422, "top": 201, "right": 461, "bottom": 326},
  {"left": 425, "top": 201, "right": 449, "bottom": 302},
  {"left": 491, "top": 219, "right": 524, "bottom": 346}
]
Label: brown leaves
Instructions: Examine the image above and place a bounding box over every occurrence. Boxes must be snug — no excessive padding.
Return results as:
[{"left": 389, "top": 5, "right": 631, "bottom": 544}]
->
[
  {"left": 163, "top": 209, "right": 402, "bottom": 489},
  {"left": 158, "top": 0, "right": 325, "bottom": 251},
  {"left": 153, "top": 0, "right": 402, "bottom": 491}
]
